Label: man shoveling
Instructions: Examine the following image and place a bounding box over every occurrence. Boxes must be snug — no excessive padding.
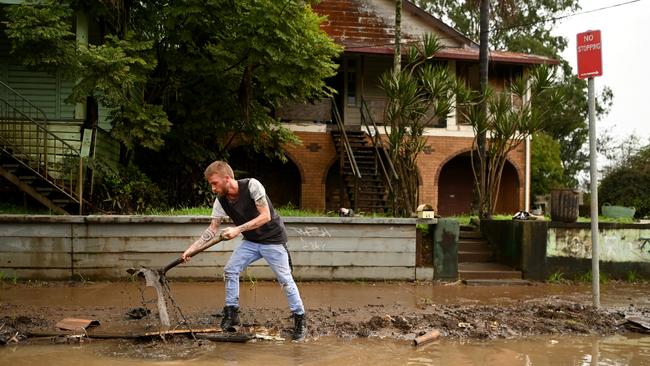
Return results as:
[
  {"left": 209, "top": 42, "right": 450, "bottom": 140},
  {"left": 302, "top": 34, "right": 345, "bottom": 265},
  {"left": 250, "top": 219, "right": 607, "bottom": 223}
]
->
[{"left": 182, "top": 160, "right": 307, "bottom": 341}]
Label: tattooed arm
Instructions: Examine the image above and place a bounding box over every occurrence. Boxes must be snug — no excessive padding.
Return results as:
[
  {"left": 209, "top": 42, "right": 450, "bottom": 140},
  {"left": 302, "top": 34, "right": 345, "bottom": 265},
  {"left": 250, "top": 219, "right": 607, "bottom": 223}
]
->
[
  {"left": 220, "top": 196, "right": 271, "bottom": 240},
  {"left": 182, "top": 217, "right": 222, "bottom": 262}
]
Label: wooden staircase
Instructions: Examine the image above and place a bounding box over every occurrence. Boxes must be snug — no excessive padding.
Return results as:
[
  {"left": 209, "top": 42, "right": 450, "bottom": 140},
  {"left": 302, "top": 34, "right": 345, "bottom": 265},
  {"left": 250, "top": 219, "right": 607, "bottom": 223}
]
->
[
  {"left": 328, "top": 97, "right": 393, "bottom": 214},
  {"left": 331, "top": 129, "right": 390, "bottom": 213},
  {"left": 458, "top": 225, "right": 524, "bottom": 282},
  {"left": 0, "top": 80, "right": 84, "bottom": 214}
]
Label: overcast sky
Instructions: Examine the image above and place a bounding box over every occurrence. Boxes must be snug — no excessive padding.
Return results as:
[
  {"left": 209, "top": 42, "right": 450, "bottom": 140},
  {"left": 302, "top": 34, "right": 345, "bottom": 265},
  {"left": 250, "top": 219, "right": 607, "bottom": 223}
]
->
[{"left": 552, "top": 0, "right": 650, "bottom": 144}]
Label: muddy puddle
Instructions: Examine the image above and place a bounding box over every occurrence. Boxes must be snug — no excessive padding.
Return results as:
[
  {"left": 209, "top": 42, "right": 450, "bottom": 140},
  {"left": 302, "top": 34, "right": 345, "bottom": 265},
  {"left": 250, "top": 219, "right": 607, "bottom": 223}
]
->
[
  {"left": 2, "top": 281, "right": 650, "bottom": 363},
  {"left": 3, "top": 281, "right": 650, "bottom": 309},
  {"left": 1, "top": 334, "right": 649, "bottom": 365}
]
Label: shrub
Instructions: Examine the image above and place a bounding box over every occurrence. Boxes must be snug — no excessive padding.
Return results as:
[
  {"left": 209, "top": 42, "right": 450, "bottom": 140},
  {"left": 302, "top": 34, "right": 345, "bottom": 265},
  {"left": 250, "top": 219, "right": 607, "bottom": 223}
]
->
[
  {"left": 93, "top": 161, "right": 167, "bottom": 214},
  {"left": 599, "top": 145, "right": 650, "bottom": 219}
]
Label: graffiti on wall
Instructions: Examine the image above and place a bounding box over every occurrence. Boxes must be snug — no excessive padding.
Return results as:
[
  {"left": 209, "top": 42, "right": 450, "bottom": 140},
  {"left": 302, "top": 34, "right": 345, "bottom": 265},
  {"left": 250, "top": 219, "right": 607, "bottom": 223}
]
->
[
  {"left": 289, "top": 226, "right": 332, "bottom": 251},
  {"left": 548, "top": 228, "right": 650, "bottom": 262}
]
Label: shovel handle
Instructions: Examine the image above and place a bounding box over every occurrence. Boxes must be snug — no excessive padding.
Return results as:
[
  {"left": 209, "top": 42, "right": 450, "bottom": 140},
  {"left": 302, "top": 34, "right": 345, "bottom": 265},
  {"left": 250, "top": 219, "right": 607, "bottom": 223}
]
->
[{"left": 163, "top": 234, "right": 225, "bottom": 275}]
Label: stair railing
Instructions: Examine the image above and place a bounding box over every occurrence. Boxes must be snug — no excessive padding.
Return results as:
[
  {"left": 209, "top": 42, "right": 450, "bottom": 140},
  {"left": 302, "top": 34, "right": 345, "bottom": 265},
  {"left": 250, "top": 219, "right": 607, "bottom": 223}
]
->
[
  {"left": 330, "top": 97, "right": 361, "bottom": 180},
  {"left": 360, "top": 97, "right": 398, "bottom": 194},
  {"left": 0, "top": 80, "right": 83, "bottom": 213},
  {"left": 330, "top": 97, "right": 361, "bottom": 210}
]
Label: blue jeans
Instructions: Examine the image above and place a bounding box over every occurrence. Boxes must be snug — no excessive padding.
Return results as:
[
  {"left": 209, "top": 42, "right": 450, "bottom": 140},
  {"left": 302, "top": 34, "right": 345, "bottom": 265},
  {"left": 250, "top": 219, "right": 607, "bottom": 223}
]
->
[{"left": 224, "top": 240, "right": 304, "bottom": 314}]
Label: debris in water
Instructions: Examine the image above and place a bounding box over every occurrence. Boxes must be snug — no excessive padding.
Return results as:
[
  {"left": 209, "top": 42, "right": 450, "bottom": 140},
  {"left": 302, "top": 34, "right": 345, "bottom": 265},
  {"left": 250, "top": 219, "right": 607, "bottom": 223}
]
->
[
  {"left": 55, "top": 318, "right": 100, "bottom": 331},
  {"left": 126, "top": 307, "right": 151, "bottom": 320},
  {"left": 413, "top": 329, "right": 440, "bottom": 346}
]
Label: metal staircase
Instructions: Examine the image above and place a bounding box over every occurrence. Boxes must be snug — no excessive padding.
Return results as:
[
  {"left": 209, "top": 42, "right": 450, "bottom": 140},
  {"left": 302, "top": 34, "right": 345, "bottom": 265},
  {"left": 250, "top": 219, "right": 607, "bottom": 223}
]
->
[
  {"left": 329, "top": 97, "right": 397, "bottom": 213},
  {"left": 0, "top": 80, "right": 84, "bottom": 214}
]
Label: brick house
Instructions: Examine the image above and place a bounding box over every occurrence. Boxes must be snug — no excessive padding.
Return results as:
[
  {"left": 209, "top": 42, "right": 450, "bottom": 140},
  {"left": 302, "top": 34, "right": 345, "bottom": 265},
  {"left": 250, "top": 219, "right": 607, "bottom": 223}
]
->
[
  {"left": 0, "top": 0, "right": 557, "bottom": 216},
  {"left": 235, "top": 0, "right": 558, "bottom": 216}
]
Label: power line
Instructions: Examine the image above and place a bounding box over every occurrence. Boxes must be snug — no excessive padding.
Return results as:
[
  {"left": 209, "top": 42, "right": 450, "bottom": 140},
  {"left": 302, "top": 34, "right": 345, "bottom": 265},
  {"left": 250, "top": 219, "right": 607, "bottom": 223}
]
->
[{"left": 493, "top": 0, "right": 642, "bottom": 32}]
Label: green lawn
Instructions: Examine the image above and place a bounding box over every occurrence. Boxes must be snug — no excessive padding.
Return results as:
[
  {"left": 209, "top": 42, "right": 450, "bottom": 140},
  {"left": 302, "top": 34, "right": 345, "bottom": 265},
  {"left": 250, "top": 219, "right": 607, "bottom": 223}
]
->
[{"left": 0, "top": 201, "right": 642, "bottom": 223}]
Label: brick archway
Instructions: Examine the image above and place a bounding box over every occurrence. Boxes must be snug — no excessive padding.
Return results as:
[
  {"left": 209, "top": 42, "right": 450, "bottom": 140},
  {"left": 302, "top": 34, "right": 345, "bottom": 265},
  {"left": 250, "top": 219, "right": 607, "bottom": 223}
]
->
[{"left": 437, "top": 152, "right": 520, "bottom": 216}]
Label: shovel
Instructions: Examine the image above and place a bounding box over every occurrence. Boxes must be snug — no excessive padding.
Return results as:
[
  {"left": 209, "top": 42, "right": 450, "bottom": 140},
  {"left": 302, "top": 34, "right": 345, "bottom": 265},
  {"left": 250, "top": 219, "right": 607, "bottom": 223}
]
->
[{"left": 127, "top": 234, "right": 225, "bottom": 328}]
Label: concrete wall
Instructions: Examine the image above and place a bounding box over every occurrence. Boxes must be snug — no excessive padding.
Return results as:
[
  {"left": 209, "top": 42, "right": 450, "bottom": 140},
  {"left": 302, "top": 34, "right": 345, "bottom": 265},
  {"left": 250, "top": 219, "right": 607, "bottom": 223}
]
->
[
  {"left": 481, "top": 220, "right": 650, "bottom": 280},
  {"left": 481, "top": 220, "right": 548, "bottom": 281},
  {"left": 0, "top": 215, "right": 419, "bottom": 281},
  {"left": 547, "top": 222, "right": 650, "bottom": 278}
]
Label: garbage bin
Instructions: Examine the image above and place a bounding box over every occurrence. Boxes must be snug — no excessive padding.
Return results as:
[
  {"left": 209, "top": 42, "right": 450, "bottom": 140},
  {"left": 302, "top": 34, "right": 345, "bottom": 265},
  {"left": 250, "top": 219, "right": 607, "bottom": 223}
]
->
[{"left": 550, "top": 189, "right": 580, "bottom": 223}]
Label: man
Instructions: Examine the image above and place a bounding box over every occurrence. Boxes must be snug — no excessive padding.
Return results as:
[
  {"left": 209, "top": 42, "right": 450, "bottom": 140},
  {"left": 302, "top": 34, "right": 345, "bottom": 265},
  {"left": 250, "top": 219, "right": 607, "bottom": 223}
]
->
[{"left": 182, "top": 160, "right": 306, "bottom": 341}]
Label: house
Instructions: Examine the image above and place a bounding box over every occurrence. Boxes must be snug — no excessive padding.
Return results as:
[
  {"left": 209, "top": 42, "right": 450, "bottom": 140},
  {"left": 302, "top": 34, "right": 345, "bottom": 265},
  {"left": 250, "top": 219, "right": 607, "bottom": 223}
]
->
[
  {"left": 254, "top": 0, "right": 558, "bottom": 215},
  {"left": 0, "top": 0, "right": 557, "bottom": 216},
  {"left": 0, "top": 3, "right": 117, "bottom": 214}
]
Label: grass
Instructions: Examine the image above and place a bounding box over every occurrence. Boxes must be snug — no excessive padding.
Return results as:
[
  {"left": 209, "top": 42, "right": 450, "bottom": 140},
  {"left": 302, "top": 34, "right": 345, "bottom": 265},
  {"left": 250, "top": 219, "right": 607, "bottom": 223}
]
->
[
  {"left": 575, "top": 270, "right": 610, "bottom": 284},
  {"left": 626, "top": 270, "right": 641, "bottom": 283},
  {"left": 145, "top": 207, "right": 212, "bottom": 216},
  {"left": 144, "top": 204, "right": 400, "bottom": 217},
  {"left": 546, "top": 270, "right": 565, "bottom": 284},
  {"left": 0, "top": 201, "right": 54, "bottom": 215},
  {"left": 0, "top": 200, "right": 644, "bottom": 223},
  {"left": 0, "top": 271, "right": 18, "bottom": 285}
]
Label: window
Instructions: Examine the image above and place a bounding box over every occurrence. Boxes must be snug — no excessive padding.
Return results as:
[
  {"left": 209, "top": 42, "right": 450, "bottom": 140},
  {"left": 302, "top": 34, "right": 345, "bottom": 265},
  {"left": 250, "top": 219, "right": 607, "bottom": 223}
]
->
[{"left": 346, "top": 59, "right": 357, "bottom": 106}]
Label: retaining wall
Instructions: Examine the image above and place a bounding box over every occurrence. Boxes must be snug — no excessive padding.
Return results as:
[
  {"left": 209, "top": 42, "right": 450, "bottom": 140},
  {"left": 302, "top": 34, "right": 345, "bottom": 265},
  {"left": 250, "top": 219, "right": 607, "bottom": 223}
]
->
[
  {"left": 0, "top": 215, "right": 420, "bottom": 281},
  {"left": 481, "top": 219, "right": 650, "bottom": 280}
]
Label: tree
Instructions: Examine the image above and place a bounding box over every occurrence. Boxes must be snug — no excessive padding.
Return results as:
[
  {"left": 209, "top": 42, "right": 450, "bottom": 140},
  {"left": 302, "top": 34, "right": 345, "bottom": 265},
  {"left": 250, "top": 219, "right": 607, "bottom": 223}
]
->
[
  {"left": 381, "top": 34, "right": 465, "bottom": 216},
  {"left": 599, "top": 144, "right": 650, "bottom": 219},
  {"left": 536, "top": 63, "right": 612, "bottom": 188},
  {"left": 417, "top": 0, "right": 578, "bottom": 57},
  {"left": 530, "top": 132, "right": 564, "bottom": 199},
  {"left": 464, "top": 65, "right": 562, "bottom": 218},
  {"left": 416, "top": 0, "right": 613, "bottom": 190},
  {"left": 5, "top": 0, "right": 342, "bottom": 206}
]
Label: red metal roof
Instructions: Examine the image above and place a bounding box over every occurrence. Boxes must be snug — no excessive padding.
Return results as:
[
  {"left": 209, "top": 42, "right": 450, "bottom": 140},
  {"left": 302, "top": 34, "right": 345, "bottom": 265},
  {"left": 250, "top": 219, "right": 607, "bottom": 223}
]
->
[
  {"left": 436, "top": 48, "right": 559, "bottom": 65},
  {"left": 313, "top": 0, "right": 559, "bottom": 65}
]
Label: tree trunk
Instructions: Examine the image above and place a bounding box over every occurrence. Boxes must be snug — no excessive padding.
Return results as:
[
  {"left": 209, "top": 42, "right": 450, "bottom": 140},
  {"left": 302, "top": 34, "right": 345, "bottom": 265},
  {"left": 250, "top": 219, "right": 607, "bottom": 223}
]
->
[
  {"left": 394, "top": 0, "right": 402, "bottom": 73},
  {"left": 477, "top": 0, "right": 490, "bottom": 218}
]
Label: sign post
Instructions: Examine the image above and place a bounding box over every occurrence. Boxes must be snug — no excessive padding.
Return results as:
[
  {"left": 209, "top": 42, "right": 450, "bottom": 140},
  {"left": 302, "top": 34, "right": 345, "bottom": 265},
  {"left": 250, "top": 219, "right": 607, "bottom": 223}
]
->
[{"left": 577, "top": 30, "right": 602, "bottom": 308}]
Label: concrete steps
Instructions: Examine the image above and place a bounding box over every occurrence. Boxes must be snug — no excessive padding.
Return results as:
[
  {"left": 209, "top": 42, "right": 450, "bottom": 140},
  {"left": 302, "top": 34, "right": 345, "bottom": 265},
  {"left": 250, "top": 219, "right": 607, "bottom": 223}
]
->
[
  {"left": 458, "top": 262, "right": 523, "bottom": 280},
  {"left": 458, "top": 226, "right": 523, "bottom": 281}
]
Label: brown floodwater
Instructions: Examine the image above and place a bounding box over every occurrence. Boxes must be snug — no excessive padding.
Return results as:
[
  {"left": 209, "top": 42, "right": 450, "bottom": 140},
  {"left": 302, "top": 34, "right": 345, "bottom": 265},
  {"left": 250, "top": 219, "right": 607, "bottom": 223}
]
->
[
  {"left": 2, "top": 281, "right": 650, "bottom": 310},
  {"left": 2, "top": 281, "right": 650, "bottom": 365},
  {"left": 1, "top": 334, "right": 649, "bottom": 365}
]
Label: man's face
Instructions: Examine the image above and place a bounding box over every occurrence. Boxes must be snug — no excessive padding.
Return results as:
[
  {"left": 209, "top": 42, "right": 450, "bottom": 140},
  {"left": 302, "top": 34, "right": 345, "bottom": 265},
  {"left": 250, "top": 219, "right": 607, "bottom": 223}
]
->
[{"left": 207, "top": 173, "right": 229, "bottom": 196}]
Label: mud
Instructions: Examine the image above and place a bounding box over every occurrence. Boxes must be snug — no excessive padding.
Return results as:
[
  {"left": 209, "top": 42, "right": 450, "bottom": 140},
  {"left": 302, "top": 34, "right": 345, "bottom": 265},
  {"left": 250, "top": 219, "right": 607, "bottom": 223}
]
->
[{"left": 1, "top": 281, "right": 649, "bottom": 349}]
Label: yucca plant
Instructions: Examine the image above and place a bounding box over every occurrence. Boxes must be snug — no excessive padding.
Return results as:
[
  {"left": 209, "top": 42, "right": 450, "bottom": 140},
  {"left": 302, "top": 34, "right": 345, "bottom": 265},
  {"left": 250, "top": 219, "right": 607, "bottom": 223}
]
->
[
  {"left": 380, "top": 34, "right": 467, "bottom": 216},
  {"left": 463, "top": 65, "right": 563, "bottom": 218}
]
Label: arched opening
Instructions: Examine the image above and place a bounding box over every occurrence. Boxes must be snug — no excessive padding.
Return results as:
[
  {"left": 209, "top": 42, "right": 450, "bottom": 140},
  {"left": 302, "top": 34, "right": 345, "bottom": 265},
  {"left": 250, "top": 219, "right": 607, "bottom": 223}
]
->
[
  {"left": 324, "top": 161, "right": 347, "bottom": 212},
  {"left": 227, "top": 147, "right": 301, "bottom": 208},
  {"left": 437, "top": 153, "right": 520, "bottom": 216},
  {"left": 494, "top": 161, "right": 520, "bottom": 214},
  {"left": 438, "top": 153, "right": 475, "bottom": 216}
]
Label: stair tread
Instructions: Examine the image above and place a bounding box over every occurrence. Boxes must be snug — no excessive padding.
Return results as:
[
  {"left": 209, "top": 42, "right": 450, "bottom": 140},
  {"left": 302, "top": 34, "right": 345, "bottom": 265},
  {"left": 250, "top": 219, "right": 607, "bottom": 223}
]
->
[
  {"left": 459, "top": 231, "right": 483, "bottom": 238},
  {"left": 463, "top": 279, "right": 531, "bottom": 286},
  {"left": 458, "top": 262, "right": 519, "bottom": 272}
]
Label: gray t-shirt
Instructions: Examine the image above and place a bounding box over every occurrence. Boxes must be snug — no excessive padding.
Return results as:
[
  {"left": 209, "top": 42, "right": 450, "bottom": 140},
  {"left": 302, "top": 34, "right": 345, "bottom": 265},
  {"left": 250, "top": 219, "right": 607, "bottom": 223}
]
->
[{"left": 211, "top": 178, "right": 267, "bottom": 218}]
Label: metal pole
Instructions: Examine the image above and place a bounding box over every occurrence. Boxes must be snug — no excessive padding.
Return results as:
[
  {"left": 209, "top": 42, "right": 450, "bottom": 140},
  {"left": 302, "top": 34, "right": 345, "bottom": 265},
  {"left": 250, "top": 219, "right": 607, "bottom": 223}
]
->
[
  {"left": 79, "top": 157, "right": 84, "bottom": 215},
  {"left": 588, "top": 77, "right": 600, "bottom": 308}
]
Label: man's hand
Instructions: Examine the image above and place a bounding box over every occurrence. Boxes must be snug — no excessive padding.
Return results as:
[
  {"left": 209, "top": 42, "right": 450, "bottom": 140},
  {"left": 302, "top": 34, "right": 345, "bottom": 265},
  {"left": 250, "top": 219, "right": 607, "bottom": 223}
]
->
[
  {"left": 181, "top": 248, "right": 193, "bottom": 262},
  {"left": 221, "top": 227, "right": 241, "bottom": 240}
]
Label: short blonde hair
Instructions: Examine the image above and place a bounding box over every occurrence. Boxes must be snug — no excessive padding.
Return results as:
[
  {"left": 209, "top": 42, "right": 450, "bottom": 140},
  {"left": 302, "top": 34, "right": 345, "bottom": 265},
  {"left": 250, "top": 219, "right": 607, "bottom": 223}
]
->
[{"left": 204, "top": 161, "right": 234, "bottom": 179}]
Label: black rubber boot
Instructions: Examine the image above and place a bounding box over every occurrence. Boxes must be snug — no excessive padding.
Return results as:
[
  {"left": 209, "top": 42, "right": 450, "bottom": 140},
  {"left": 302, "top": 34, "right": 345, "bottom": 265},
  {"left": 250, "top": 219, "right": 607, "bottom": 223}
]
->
[
  {"left": 220, "top": 306, "right": 240, "bottom": 332},
  {"left": 292, "top": 312, "right": 306, "bottom": 341}
]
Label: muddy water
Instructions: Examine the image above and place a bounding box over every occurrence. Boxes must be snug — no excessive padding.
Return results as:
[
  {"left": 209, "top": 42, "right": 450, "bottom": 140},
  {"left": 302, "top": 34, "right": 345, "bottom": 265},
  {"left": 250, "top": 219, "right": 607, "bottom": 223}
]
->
[
  {"left": 1, "top": 334, "right": 649, "bottom": 365},
  {"left": 2, "top": 282, "right": 650, "bottom": 365},
  {"left": 3, "top": 281, "right": 650, "bottom": 309}
]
